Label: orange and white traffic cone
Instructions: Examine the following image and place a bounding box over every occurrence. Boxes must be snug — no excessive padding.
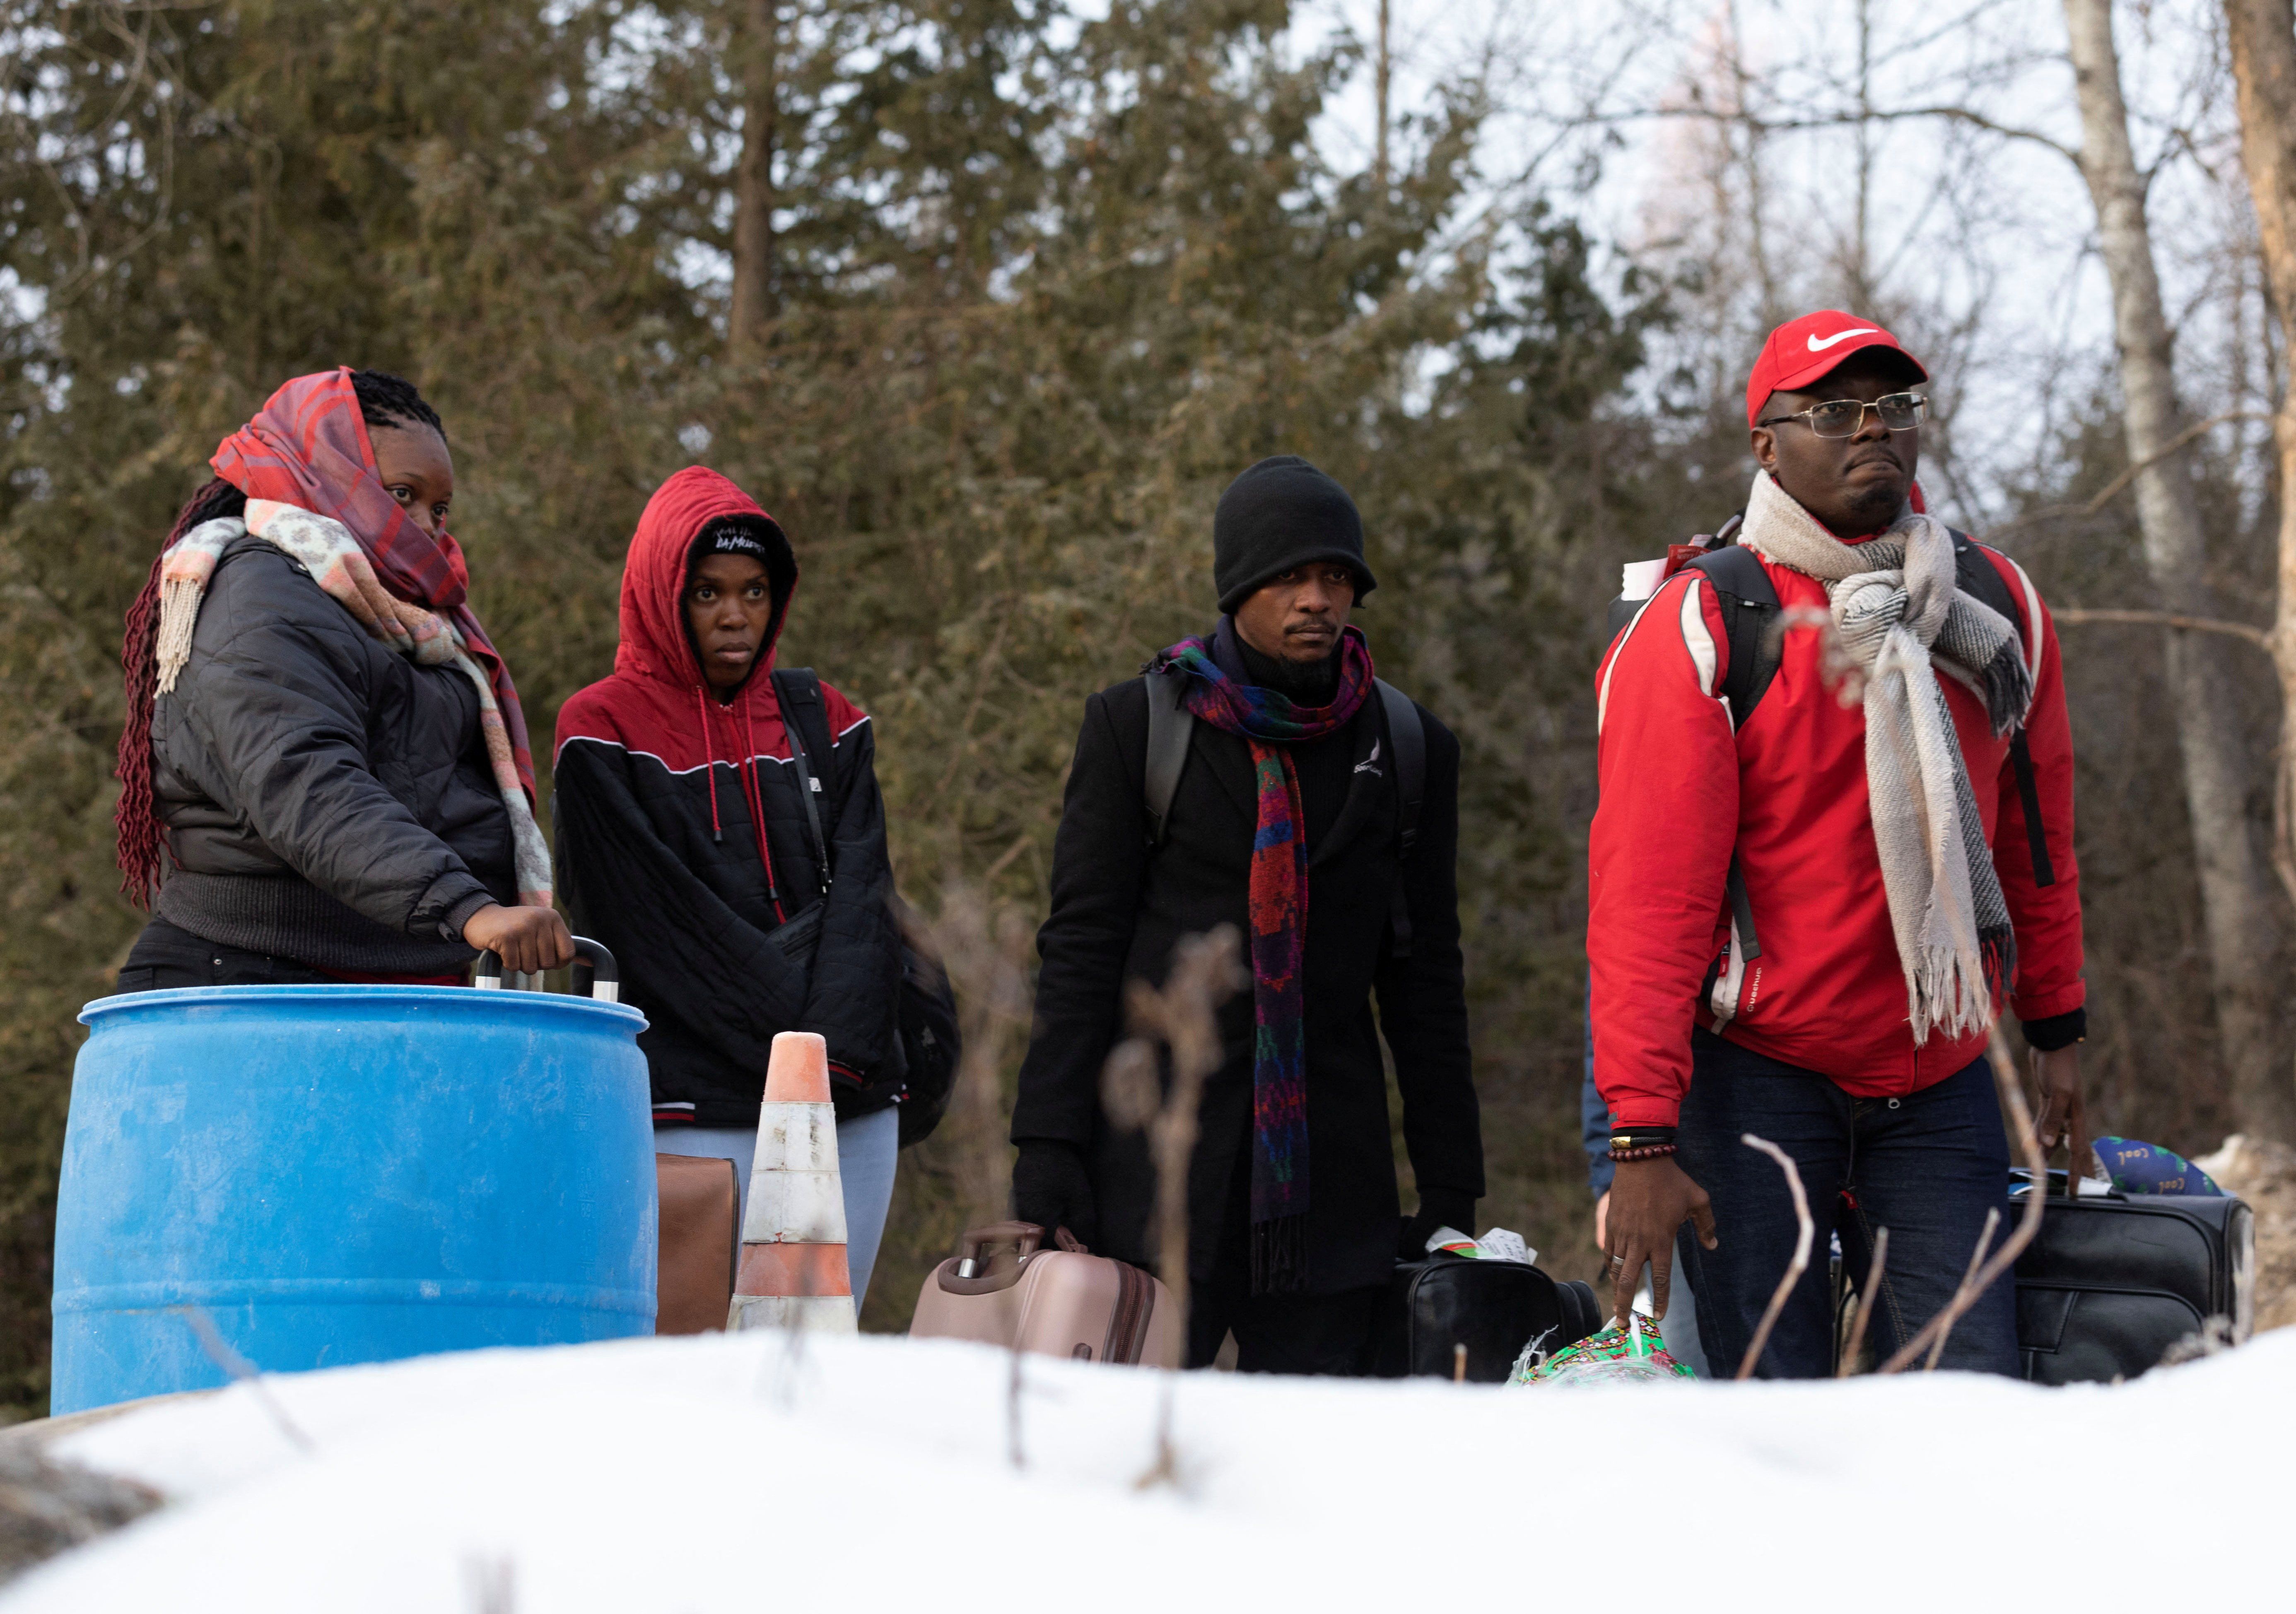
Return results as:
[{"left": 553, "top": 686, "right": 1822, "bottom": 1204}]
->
[{"left": 727, "top": 1031, "right": 856, "bottom": 1332}]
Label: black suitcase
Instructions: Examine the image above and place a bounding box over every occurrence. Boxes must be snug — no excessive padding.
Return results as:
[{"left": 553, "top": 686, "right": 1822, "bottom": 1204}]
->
[
  {"left": 2009, "top": 1172, "right": 2254, "bottom": 1385},
  {"left": 1373, "top": 1256, "right": 1603, "bottom": 1382}
]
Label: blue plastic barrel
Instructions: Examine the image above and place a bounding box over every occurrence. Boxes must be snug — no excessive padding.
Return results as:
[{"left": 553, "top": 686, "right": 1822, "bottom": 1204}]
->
[{"left": 52, "top": 964, "right": 654, "bottom": 1414}]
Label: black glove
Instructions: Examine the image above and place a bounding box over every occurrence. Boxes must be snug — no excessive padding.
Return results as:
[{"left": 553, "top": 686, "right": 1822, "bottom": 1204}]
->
[
  {"left": 1011, "top": 1139, "right": 1099, "bottom": 1252},
  {"left": 1398, "top": 1189, "right": 1478, "bottom": 1260}
]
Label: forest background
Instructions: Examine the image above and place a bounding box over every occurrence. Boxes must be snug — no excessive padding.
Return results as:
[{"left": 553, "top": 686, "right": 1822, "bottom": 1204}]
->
[{"left": 2, "top": 0, "right": 2290, "bottom": 1413}]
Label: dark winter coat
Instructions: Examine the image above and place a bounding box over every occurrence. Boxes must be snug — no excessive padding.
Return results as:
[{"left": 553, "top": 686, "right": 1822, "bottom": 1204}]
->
[
  {"left": 1011, "top": 645, "right": 1483, "bottom": 1294},
  {"left": 552, "top": 467, "right": 904, "bottom": 1125},
  {"left": 149, "top": 531, "right": 516, "bottom": 972}
]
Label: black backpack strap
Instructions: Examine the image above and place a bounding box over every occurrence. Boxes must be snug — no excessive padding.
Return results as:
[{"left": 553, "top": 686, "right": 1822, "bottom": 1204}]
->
[
  {"left": 1682, "top": 543, "right": 1782, "bottom": 730},
  {"left": 1679, "top": 544, "right": 1780, "bottom": 967},
  {"left": 1143, "top": 664, "right": 1194, "bottom": 847},
  {"left": 1374, "top": 680, "right": 1428, "bottom": 959},
  {"left": 770, "top": 667, "right": 835, "bottom": 897},
  {"left": 1949, "top": 533, "right": 2055, "bottom": 889},
  {"left": 1375, "top": 680, "right": 1425, "bottom": 855}
]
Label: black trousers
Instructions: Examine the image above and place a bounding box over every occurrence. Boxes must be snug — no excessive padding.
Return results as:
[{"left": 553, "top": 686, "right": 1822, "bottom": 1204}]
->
[
  {"left": 1186, "top": 1260, "right": 1383, "bottom": 1376},
  {"left": 115, "top": 918, "right": 338, "bottom": 992},
  {"left": 1674, "top": 1031, "right": 2016, "bottom": 1379}
]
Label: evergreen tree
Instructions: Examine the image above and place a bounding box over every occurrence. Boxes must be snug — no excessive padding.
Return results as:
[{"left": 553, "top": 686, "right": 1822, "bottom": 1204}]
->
[{"left": 1, "top": 0, "right": 1708, "bottom": 1379}]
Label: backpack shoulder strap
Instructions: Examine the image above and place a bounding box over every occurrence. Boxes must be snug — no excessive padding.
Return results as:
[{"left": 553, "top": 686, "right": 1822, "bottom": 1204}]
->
[
  {"left": 1143, "top": 666, "right": 1194, "bottom": 848},
  {"left": 1950, "top": 530, "right": 2024, "bottom": 637},
  {"left": 1683, "top": 543, "right": 1782, "bottom": 730},
  {"left": 769, "top": 667, "right": 835, "bottom": 895},
  {"left": 1375, "top": 679, "right": 1425, "bottom": 855},
  {"left": 771, "top": 666, "right": 833, "bottom": 760},
  {"left": 1676, "top": 547, "right": 1777, "bottom": 972},
  {"left": 1372, "top": 679, "right": 1430, "bottom": 960},
  {"left": 1947, "top": 532, "right": 2056, "bottom": 888}
]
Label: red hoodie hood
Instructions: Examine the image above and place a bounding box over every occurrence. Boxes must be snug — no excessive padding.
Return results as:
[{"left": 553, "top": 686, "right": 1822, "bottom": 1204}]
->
[
  {"left": 615, "top": 465, "right": 798, "bottom": 693},
  {"left": 558, "top": 466, "right": 879, "bottom": 950}
]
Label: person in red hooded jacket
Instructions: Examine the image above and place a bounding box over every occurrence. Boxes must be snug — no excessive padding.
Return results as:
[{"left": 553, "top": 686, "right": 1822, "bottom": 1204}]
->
[
  {"left": 1589, "top": 313, "right": 2087, "bottom": 1378},
  {"left": 553, "top": 467, "right": 905, "bottom": 1308}
]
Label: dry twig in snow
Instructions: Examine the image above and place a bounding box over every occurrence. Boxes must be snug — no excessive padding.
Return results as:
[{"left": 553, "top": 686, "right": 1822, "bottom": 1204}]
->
[
  {"left": 1836, "top": 1226, "right": 1888, "bottom": 1378},
  {"left": 1736, "top": 1134, "right": 1814, "bottom": 1380},
  {"left": 173, "top": 1304, "right": 315, "bottom": 1455},
  {"left": 1102, "top": 926, "right": 1246, "bottom": 1489},
  {"left": 1877, "top": 1029, "right": 2047, "bottom": 1373},
  {"left": 1770, "top": 608, "right": 1866, "bottom": 706},
  {"left": 1924, "top": 1208, "right": 2001, "bottom": 1371}
]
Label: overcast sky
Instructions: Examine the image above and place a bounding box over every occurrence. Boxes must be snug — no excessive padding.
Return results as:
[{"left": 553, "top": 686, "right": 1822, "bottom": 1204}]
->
[{"left": 1291, "top": 0, "right": 2262, "bottom": 532}]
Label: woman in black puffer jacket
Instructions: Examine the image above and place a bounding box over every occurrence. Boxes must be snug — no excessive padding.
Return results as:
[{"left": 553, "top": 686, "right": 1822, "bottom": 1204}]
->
[{"left": 113, "top": 368, "right": 569, "bottom": 989}]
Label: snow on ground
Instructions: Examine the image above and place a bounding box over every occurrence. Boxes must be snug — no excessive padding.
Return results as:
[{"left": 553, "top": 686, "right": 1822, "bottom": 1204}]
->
[{"left": 6, "top": 1326, "right": 2286, "bottom": 1611}]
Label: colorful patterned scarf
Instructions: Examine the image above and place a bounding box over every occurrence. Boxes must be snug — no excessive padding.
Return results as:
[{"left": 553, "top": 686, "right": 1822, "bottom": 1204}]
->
[
  {"left": 1151, "top": 622, "right": 1375, "bottom": 1293},
  {"left": 115, "top": 369, "right": 543, "bottom": 904}
]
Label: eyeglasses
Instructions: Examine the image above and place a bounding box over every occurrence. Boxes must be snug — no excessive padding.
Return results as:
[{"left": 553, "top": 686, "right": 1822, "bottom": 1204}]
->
[{"left": 1757, "top": 391, "right": 1929, "bottom": 438}]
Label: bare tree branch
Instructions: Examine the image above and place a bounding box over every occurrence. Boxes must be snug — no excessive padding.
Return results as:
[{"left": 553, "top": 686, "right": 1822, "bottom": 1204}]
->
[
  {"left": 1923, "top": 1207, "right": 1999, "bottom": 1370},
  {"left": 1877, "top": 1029, "right": 2048, "bottom": 1373},
  {"left": 1734, "top": 1133, "right": 1814, "bottom": 1381},
  {"left": 1836, "top": 1226, "right": 1888, "bottom": 1378},
  {"left": 1102, "top": 927, "right": 1245, "bottom": 1490},
  {"left": 1574, "top": 102, "right": 2077, "bottom": 163},
  {"left": 1986, "top": 408, "right": 2272, "bottom": 540},
  {"left": 2052, "top": 607, "right": 2272, "bottom": 648}
]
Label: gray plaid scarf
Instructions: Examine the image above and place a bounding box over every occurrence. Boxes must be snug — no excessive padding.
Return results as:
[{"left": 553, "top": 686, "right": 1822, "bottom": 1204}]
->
[{"left": 1737, "top": 470, "right": 2031, "bottom": 1042}]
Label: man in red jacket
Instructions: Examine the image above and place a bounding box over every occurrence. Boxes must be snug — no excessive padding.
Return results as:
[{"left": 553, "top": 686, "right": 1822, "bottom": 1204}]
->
[{"left": 1589, "top": 311, "right": 2087, "bottom": 1377}]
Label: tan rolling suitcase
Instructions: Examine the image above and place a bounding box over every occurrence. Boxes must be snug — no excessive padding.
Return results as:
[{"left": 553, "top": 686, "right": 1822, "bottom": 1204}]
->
[
  {"left": 655, "top": 1154, "right": 740, "bottom": 1335},
  {"left": 909, "top": 1221, "right": 1184, "bottom": 1367}
]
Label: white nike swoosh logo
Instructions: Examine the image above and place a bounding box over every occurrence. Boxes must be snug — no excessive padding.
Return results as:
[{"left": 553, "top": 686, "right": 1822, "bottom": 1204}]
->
[{"left": 1807, "top": 327, "right": 1883, "bottom": 352}]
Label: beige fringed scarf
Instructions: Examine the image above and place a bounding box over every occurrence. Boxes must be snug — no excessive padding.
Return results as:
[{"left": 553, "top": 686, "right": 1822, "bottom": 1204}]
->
[
  {"left": 156, "top": 499, "right": 553, "bottom": 909},
  {"left": 1737, "top": 471, "right": 2031, "bottom": 1042}
]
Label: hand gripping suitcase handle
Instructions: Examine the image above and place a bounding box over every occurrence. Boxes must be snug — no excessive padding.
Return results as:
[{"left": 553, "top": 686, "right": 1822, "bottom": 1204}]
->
[
  {"left": 952, "top": 1220, "right": 1091, "bottom": 1278},
  {"left": 957, "top": 1221, "right": 1046, "bottom": 1274},
  {"left": 472, "top": 935, "right": 620, "bottom": 1002}
]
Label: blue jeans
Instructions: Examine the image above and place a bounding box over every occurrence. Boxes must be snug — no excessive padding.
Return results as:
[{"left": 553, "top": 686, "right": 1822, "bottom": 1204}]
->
[
  {"left": 655, "top": 1106, "right": 901, "bottom": 1313},
  {"left": 1674, "top": 1031, "right": 2016, "bottom": 1379}
]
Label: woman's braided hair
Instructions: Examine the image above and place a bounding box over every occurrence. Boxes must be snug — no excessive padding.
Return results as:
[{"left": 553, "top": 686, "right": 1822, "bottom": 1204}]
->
[
  {"left": 114, "top": 369, "right": 447, "bottom": 901},
  {"left": 348, "top": 369, "right": 445, "bottom": 441}
]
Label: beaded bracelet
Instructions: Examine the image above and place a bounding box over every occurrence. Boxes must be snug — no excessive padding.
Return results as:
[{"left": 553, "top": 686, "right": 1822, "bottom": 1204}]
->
[
  {"left": 1608, "top": 1142, "right": 1678, "bottom": 1162},
  {"left": 1609, "top": 1128, "right": 1677, "bottom": 1151}
]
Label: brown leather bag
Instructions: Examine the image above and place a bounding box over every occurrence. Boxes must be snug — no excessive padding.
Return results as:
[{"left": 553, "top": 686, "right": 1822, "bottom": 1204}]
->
[{"left": 655, "top": 1154, "right": 740, "bottom": 1335}]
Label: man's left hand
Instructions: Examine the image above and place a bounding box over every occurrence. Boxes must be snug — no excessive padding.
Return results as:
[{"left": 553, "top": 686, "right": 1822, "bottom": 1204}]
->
[{"left": 2030, "top": 1043, "right": 2089, "bottom": 1182}]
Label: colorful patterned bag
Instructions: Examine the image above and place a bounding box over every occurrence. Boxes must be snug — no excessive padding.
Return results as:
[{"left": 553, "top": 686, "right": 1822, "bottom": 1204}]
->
[{"left": 1512, "top": 1311, "right": 1697, "bottom": 1386}]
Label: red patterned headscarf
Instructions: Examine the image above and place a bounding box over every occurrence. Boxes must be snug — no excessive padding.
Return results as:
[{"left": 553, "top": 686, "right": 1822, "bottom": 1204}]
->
[{"left": 116, "top": 369, "right": 535, "bottom": 900}]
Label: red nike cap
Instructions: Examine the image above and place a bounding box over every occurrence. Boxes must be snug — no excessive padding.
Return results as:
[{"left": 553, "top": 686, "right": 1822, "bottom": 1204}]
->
[{"left": 1746, "top": 310, "right": 1927, "bottom": 426}]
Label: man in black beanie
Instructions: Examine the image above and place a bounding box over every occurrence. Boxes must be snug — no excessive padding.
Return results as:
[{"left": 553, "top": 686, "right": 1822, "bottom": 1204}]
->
[{"left": 1010, "top": 455, "right": 1483, "bottom": 1374}]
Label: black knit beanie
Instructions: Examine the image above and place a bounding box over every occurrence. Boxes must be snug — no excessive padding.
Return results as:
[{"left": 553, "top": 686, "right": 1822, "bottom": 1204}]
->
[{"left": 1213, "top": 456, "right": 1377, "bottom": 614}]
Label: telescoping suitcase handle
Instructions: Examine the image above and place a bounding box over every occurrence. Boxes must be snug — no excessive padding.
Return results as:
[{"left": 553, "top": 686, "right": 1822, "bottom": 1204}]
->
[
  {"left": 472, "top": 935, "right": 619, "bottom": 1002},
  {"left": 951, "top": 1219, "right": 1091, "bottom": 1278}
]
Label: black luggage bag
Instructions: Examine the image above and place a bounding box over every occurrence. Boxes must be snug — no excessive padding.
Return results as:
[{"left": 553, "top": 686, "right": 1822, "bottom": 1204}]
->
[
  {"left": 2010, "top": 1171, "right": 2254, "bottom": 1385},
  {"left": 1373, "top": 1256, "right": 1603, "bottom": 1383}
]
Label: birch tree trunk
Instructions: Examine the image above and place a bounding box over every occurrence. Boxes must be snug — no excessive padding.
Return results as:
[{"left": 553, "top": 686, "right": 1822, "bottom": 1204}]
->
[
  {"left": 2064, "top": 0, "right": 2291, "bottom": 1139},
  {"left": 2225, "top": 0, "right": 2296, "bottom": 1137},
  {"left": 728, "top": 0, "right": 779, "bottom": 359}
]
